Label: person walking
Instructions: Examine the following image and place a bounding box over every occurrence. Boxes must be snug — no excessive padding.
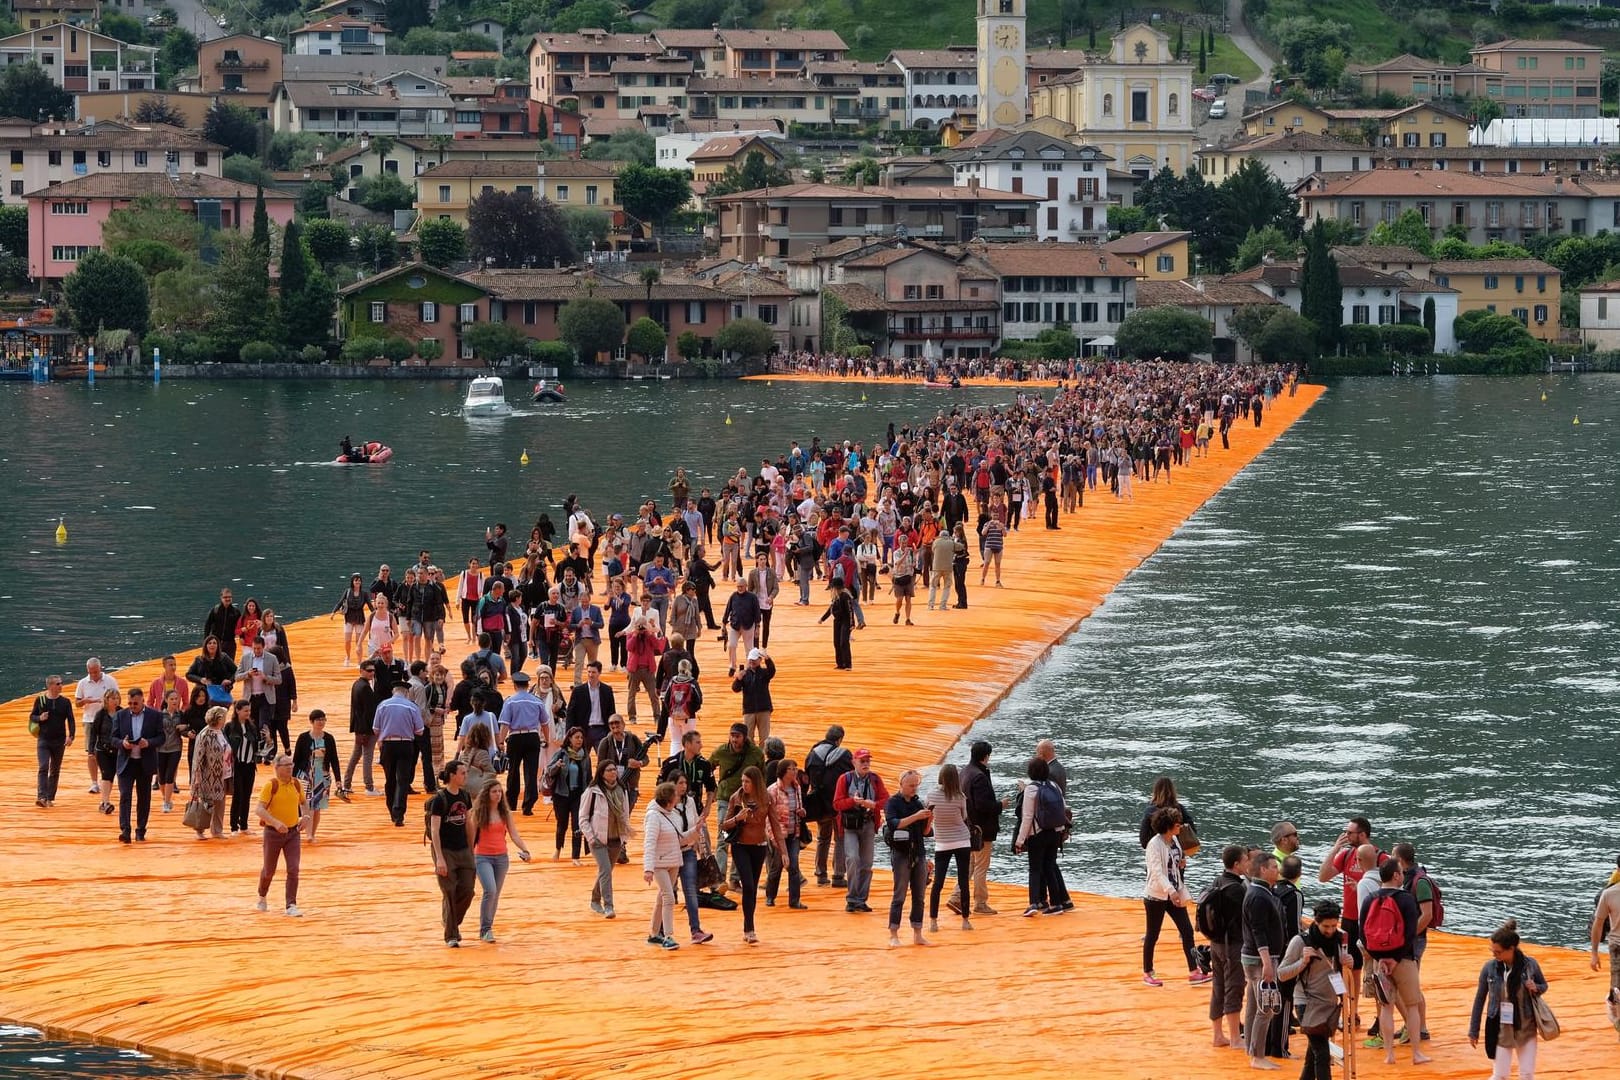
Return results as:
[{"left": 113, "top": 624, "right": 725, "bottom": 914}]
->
[
  {"left": 343, "top": 661, "right": 379, "bottom": 797},
  {"left": 468, "top": 777, "right": 530, "bottom": 943},
  {"left": 497, "top": 672, "right": 546, "bottom": 815},
  {"left": 889, "top": 533, "right": 918, "bottom": 625},
  {"left": 292, "top": 710, "right": 341, "bottom": 842},
  {"left": 29, "top": 675, "right": 75, "bottom": 808},
  {"left": 191, "top": 706, "right": 230, "bottom": 840},
  {"left": 545, "top": 728, "right": 591, "bottom": 862},
  {"left": 718, "top": 765, "right": 783, "bottom": 944},
  {"left": 1012, "top": 756, "right": 1070, "bottom": 916},
  {"left": 426, "top": 760, "right": 476, "bottom": 947},
  {"left": 950, "top": 522, "right": 970, "bottom": 608},
  {"left": 1142, "top": 807, "right": 1204, "bottom": 986},
  {"left": 1241, "top": 852, "right": 1287, "bottom": 1070},
  {"left": 833, "top": 748, "right": 888, "bottom": 913},
  {"left": 1469, "top": 919, "right": 1549, "bottom": 1080},
  {"left": 580, "top": 758, "right": 630, "bottom": 918},
  {"left": 925, "top": 763, "right": 973, "bottom": 932},
  {"left": 803, "top": 725, "right": 853, "bottom": 889},
  {"left": 819, "top": 579, "right": 856, "bottom": 670},
  {"left": 641, "top": 780, "right": 685, "bottom": 950},
  {"left": 961, "top": 740, "right": 1004, "bottom": 915},
  {"left": 882, "top": 767, "right": 933, "bottom": 948},
  {"left": 373, "top": 680, "right": 425, "bottom": 829},
  {"left": 710, "top": 722, "right": 764, "bottom": 888},
  {"left": 223, "top": 700, "right": 261, "bottom": 836},
  {"left": 1277, "top": 900, "right": 1353, "bottom": 1080},
  {"left": 157, "top": 689, "right": 187, "bottom": 814},
  {"left": 765, "top": 760, "right": 807, "bottom": 910},
  {"left": 112, "top": 688, "right": 161, "bottom": 844},
  {"left": 1362, "top": 858, "right": 1432, "bottom": 1066},
  {"left": 254, "top": 754, "right": 306, "bottom": 917}
]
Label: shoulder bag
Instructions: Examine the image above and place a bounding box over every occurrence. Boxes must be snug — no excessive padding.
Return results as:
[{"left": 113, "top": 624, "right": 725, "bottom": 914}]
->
[
  {"left": 28, "top": 695, "right": 45, "bottom": 738},
  {"left": 183, "top": 796, "right": 209, "bottom": 832},
  {"left": 1532, "top": 993, "right": 1561, "bottom": 1041}
]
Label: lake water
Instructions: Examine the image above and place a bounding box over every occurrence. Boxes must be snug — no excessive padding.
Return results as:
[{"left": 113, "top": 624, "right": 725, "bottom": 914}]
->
[
  {"left": 965, "top": 374, "right": 1619, "bottom": 948},
  {"left": 0, "top": 375, "right": 1611, "bottom": 1080},
  {"left": 0, "top": 1027, "right": 237, "bottom": 1080}
]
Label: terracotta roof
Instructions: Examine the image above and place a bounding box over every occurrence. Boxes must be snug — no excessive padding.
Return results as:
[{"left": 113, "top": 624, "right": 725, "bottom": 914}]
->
[
  {"left": 275, "top": 82, "right": 455, "bottom": 110},
  {"left": 1471, "top": 38, "right": 1601, "bottom": 53},
  {"left": 714, "top": 29, "right": 846, "bottom": 51},
  {"left": 294, "top": 17, "right": 386, "bottom": 34},
  {"left": 611, "top": 57, "right": 694, "bottom": 74},
  {"left": 1026, "top": 49, "right": 1090, "bottom": 71},
  {"left": 416, "top": 158, "right": 618, "bottom": 179},
  {"left": 337, "top": 260, "right": 466, "bottom": 297},
  {"left": 24, "top": 172, "right": 294, "bottom": 200},
  {"left": 711, "top": 182, "right": 1039, "bottom": 203},
  {"left": 651, "top": 29, "right": 723, "bottom": 48},
  {"left": 281, "top": 54, "right": 448, "bottom": 81},
  {"left": 1373, "top": 144, "right": 1602, "bottom": 162},
  {"left": 843, "top": 246, "right": 943, "bottom": 269},
  {"left": 1224, "top": 262, "right": 1405, "bottom": 289},
  {"left": 1204, "top": 130, "right": 1369, "bottom": 155},
  {"left": 886, "top": 48, "right": 976, "bottom": 69},
  {"left": 1298, "top": 169, "right": 1571, "bottom": 199},
  {"left": 529, "top": 31, "right": 662, "bottom": 55},
  {"left": 1579, "top": 277, "right": 1620, "bottom": 294},
  {"left": 1136, "top": 279, "right": 1278, "bottom": 308},
  {"left": 1332, "top": 245, "right": 1432, "bottom": 266},
  {"left": 1102, "top": 231, "right": 1191, "bottom": 256},
  {"left": 451, "top": 50, "right": 501, "bottom": 61},
  {"left": 1352, "top": 53, "right": 1443, "bottom": 74},
  {"left": 687, "top": 76, "right": 826, "bottom": 94},
  {"left": 566, "top": 76, "right": 618, "bottom": 92},
  {"left": 1429, "top": 259, "right": 1560, "bottom": 276},
  {"left": 458, "top": 267, "right": 730, "bottom": 302},
  {"left": 782, "top": 237, "right": 888, "bottom": 264},
  {"left": 969, "top": 242, "right": 1138, "bottom": 278},
  {"left": 0, "top": 127, "right": 221, "bottom": 152},
  {"left": 711, "top": 268, "right": 796, "bottom": 296},
  {"left": 688, "top": 135, "right": 781, "bottom": 162},
  {"left": 822, "top": 282, "right": 888, "bottom": 311},
  {"left": 944, "top": 130, "right": 1112, "bottom": 163}
]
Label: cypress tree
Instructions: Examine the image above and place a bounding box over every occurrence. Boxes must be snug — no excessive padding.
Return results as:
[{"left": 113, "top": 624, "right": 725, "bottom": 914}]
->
[
  {"left": 1300, "top": 219, "right": 1342, "bottom": 353},
  {"left": 251, "top": 184, "right": 269, "bottom": 253}
]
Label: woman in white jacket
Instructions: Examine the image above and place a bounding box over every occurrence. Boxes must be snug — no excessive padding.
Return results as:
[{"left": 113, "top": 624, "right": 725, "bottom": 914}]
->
[
  {"left": 642, "top": 780, "right": 685, "bottom": 950},
  {"left": 1143, "top": 806, "right": 1204, "bottom": 987}
]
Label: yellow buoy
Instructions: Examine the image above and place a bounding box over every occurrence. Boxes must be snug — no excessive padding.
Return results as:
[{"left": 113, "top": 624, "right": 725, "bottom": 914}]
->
[
  {"left": 860, "top": 392, "right": 868, "bottom": 402},
  {"left": 54, "top": 516, "right": 66, "bottom": 544},
  {"left": 1540, "top": 390, "right": 1547, "bottom": 402},
  {"left": 724, "top": 414, "right": 732, "bottom": 426},
  {"left": 1573, "top": 415, "right": 1580, "bottom": 425},
  {"left": 520, "top": 449, "right": 530, "bottom": 465}
]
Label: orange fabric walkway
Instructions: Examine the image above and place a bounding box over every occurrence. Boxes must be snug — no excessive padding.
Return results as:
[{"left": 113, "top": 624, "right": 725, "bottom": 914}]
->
[
  {"left": 740, "top": 371, "right": 1063, "bottom": 387},
  {"left": 1, "top": 382, "right": 1614, "bottom": 1080}
]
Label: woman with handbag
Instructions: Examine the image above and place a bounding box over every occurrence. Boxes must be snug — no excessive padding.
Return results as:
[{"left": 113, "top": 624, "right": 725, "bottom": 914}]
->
[
  {"left": 764, "top": 760, "right": 807, "bottom": 910},
  {"left": 460, "top": 723, "right": 496, "bottom": 797},
  {"left": 925, "top": 763, "right": 973, "bottom": 934},
  {"left": 580, "top": 758, "right": 630, "bottom": 919},
  {"left": 1276, "top": 899, "right": 1353, "bottom": 1080},
  {"left": 90, "top": 689, "right": 120, "bottom": 816},
  {"left": 292, "top": 710, "right": 341, "bottom": 842},
  {"left": 223, "top": 700, "right": 261, "bottom": 835},
  {"left": 641, "top": 780, "right": 685, "bottom": 950},
  {"left": 1469, "top": 919, "right": 1551, "bottom": 1080},
  {"left": 719, "top": 765, "right": 783, "bottom": 945},
  {"left": 1142, "top": 806, "right": 1202, "bottom": 986},
  {"left": 883, "top": 768, "right": 933, "bottom": 947},
  {"left": 667, "top": 773, "right": 715, "bottom": 944},
  {"left": 1137, "top": 775, "right": 1198, "bottom": 851},
  {"left": 190, "top": 706, "right": 230, "bottom": 840}
]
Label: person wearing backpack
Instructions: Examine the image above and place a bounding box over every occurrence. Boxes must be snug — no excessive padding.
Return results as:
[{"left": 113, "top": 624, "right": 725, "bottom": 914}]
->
[
  {"left": 656, "top": 659, "right": 703, "bottom": 745},
  {"left": 803, "top": 725, "right": 853, "bottom": 888},
  {"left": 833, "top": 748, "right": 888, "bottom": 912},
  {"left": 1200, "top": 844, "right": 1249, "bottom": 1049},
  {"left": 1361, "top": 859, "right": 1431, "bottom": 1067},
  {"left": 1395, "top": 841, "right": 1442, "bottom": 1042},
  {"left": 1011, "top": 756, "right": 1071, "bottom": 917}
]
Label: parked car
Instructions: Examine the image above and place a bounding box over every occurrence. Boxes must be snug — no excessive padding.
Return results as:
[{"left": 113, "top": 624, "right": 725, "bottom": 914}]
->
[
  {"left": 1207, "top": 99, "right": 1227, "bottom": 119},
  {"left": 1192, "top": 86, "right": 1218, "bottom": 102}
]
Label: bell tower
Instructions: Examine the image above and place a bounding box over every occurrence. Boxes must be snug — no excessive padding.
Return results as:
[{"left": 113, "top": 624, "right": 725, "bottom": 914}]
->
[{"left": 977, "top": 0, "right": 1028, "bottom": 130}]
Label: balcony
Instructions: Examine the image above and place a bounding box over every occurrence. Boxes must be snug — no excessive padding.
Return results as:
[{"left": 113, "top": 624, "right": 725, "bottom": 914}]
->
[
  {"left": 1066, "top": 192, "right": 1104, "bottom": 204},
  {"left": 216, "top": 58, "right": 271, "bottom": 71},
  {"left": 891, "top": 324, "right": 994, "bottom": 340}
]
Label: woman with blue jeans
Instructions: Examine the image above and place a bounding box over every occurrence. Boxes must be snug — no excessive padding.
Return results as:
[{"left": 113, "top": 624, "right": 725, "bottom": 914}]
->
[
  {"left": 669, "top": 774, "right": 714, "bottom": 944},
  {"left": 719, "top": 765, "right": 784, "bottom": 945},
  {"left": 765, "top": 761, "right": 807, "bottom": 909},
  {"left": 467, "top": 778, "right": 530, "bottom": 943}
]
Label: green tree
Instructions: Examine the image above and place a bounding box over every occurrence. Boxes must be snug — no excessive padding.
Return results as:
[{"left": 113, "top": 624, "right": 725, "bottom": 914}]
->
[
  {"left": 103, "top": 196, "right": 204, "bottom": 255},
  {"left": 353, "top": 223, "right": 400, "bottom": 273},
  {"left": 1410, "top": 9, "right": 1451, "bottom": 56},
  {"left": 467, "top": 189, "right": 575, "bottom": 268},
  {"left": 1300, "top": 219, "right": 1343, "bottom": 352},
  {"left": 626, "top": 316, "right": 667, "bottom": 360},
  {"left": 1423, "top": 297, "right": 1437, "bottom": 344},
  {"left": 304, "top": 219, "right": 351, "bottom": 268},
  {"left": 156, "top": 29, "right": 199, "bottom": 87},
  {"left": 417, "top": 338, "right": 443, "bottom": 362},
  {"left": 1108, "top": 205, "right": 1155, "bottom": 236},
  {"left": 557, "top": 297, "right": 627, "bottom": 360},
  {"left": 63, "top": 251, "right": 150, "bottom": 338},
  {"left": 841, "top": 156, "right": 881, "bottom": 185},
  {"left": 1454, "top": 309, "right": 1533, "bottom": 352},
  {"left": 616, "top": 164, "right": 692, "bottom": 226},
  {"left": 386, "top": 0, "right": 433, "bottom": 32},
  {"left": 203, "top": 100, "right": 261, "bottom": 159},
  {"left": 134, "top": 96, "right": 186, "bottom": 127},
  {"left": 462, "top": 321, "right": 533, "bottom": 366},
  {"left": 150, "top": 264, "right": 213, "bottom": 331},
  {"left": 1197, "top": 34, "right": 1206, "bottom": 74},
  {"left": 638, "top": 265, "right": 661, "bottom": 303},
  {"left": 1227, "top": 303, "right": 1285, "bottom": 353},
  {"left": 114, "top": 239, "right": 186, "bottom": 277},
  {"left": 0, "top": 204, "right": 26, "bottom": 259},
  {"left": 582, "top": 128, "right": 655, "bottom": 166},
  {"left": 0, "top": 62, "right": 71, "bottom": 120},
  {"left": 100, "top": 12, "right": 144, "bottom": 44},
  {"left": 676, "top": 329, "right": 703, "bottom": 359},
  {"left": 1233, "top": 225, "right": 1301, "bottom": 270},
  {"left": 715, "top": 317, "right": 776, "bottom": 360},
  {"left": 299, "top": 182, "right": 335, "bottom": 216},
  {"left": 278, "top": 220, "right": 333, "bottom": 351},
  {"left": 707, "top": 149, "right": 793, "bottom": 197},
  {"left": 1366, "top": 208, "right": 1435, "bottom": 256},
  {"left": 356, "top": 173, "right": 415, "bottom": 214},
  {"left": 213, "top": 235, "right": 275, "bottom": 356},
  {"left": 560, "top": 206, "right": 612, "bottom": 254},
  {"left": 1251, "top": 309, "right": 1319, "bottom": 362},
  {"left": 1115, "top": 305, "right": 1213, "bottom": 359},
  {"left": 1139, "top": 166, "right": 1240, "bottom": 272},
  {"left": 417, "top": 217, "right": 467, "bottom": 268},
  {"left": 222, "top": 154, "right": 271, "bottom": 186},
  {"left": 1219, "top": 159, "right": 1298, "bottom": 242},
  {"left": 251, "top": 186, "right": 270, "bottom": 253}
]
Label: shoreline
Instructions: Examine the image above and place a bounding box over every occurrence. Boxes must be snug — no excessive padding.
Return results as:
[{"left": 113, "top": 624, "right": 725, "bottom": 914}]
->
[{"left": 2, "top": 381, "right": 1613, "bottom": 1080}]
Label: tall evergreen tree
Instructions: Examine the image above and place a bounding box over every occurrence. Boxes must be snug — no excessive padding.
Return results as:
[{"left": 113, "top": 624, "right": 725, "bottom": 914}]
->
[
  {"left": 279, "top": 219, "right": 308, "bottom": 298},
  {"left": 1300, "top": 219, "right": 1342, "bottom": 353},
  {"left": 251, "top": 185, "right": 269, "bottom": 253}
]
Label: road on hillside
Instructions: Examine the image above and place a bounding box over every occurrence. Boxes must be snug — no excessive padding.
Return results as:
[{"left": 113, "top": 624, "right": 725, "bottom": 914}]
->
[
  {"left": 166, "top": 0, "right": 223, "bottom": 41},
  {"left": 1198, "top": 0, "right": 1279, "bottom": 141}
]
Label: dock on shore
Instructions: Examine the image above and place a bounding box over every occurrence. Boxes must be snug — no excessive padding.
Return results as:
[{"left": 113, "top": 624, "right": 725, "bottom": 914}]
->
[{"left": 0, "top": 382, "right": 1612, "bottom": 1080}]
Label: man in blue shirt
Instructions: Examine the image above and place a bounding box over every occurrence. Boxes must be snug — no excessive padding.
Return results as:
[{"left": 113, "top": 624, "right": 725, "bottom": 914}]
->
[
  {"left": 497, "top": 672, "right": 547, "bottom": 815},
  {"left": 373, "top": 682, "right": 425, "bottom": 827},
  {"left": 642, "top": 552, "right": 676, "bottom": 633}
]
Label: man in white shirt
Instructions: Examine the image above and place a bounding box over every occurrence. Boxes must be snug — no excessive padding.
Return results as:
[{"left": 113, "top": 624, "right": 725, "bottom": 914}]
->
[{"left": 75, "top": 656, "right": 117, "bottom": 795}]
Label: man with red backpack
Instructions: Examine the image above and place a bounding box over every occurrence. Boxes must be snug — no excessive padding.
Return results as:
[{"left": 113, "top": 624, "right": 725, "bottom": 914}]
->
[{"left": 1360, "top": 860, "right": 1431, "bottom": 1067}]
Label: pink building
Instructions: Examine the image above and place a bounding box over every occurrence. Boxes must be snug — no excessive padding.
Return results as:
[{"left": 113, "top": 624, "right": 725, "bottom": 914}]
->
[{"left": 26, "top": 172, "right": 297, "bottom": 280}]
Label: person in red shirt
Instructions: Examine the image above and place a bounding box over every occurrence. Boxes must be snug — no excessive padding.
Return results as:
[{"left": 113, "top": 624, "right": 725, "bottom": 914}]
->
[{"left": 1316, "top": 815, "right": 1389, "bottom": 971}]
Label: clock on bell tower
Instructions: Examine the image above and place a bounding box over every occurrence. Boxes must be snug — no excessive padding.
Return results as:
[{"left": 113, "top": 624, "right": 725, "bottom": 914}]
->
[{"left": 977, "top": 0, "right": 1027, "bottom": 130}]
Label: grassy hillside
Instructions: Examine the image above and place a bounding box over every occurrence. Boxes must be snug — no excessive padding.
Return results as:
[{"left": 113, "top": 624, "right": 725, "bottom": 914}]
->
[{"left": 1257, "top": 0, "right": 1620, "bottom": 65}]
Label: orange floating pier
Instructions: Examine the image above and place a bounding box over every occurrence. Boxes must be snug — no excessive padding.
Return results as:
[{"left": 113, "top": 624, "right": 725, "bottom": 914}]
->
[
  {"left": 740, "top": 371, "right": 1062, "bottom": 387},
  {"left": 2, "top": 382, "right": 1614, "bottom": 1080}
]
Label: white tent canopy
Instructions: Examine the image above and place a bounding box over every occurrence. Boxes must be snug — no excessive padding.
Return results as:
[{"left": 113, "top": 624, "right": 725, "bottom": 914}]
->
[{"left": 1471, "top": 118, "right": 1620, "bottom": 147}]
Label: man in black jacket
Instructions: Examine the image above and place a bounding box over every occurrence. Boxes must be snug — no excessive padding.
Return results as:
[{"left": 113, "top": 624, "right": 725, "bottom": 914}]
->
[
  {"left": 730, "top": 648, "right": 774, "bottom": 744},
  {"left": 961, "top": 739, "right": 1004, "bottom": 916},
  {"left": 202, "top": 588, "right": 240, "bottom": 662},
  {"left": 1206, "top": 844, "right": 1249, "bottom": 1049},
  {"left": 368, "top": 564, "right": 397, "bottom": 606},
  {"left": 343, "top": 661, "right": 378, "bottom": 796},
  {"left": 803, "top": 725, "right": 852, "bottom": 887},
  {"left": 1240, "top": 852, "right": 1286, "bottom": 1069},
  {"left": 565, "top": 661, "right": 616, "bottom": 749},
  {"left": 940, "top": 478, "right": 969, "bottom": 532}
]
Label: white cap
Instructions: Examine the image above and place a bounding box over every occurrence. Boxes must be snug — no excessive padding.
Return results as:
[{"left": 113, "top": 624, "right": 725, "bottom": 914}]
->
[{"left": 747, "top": 648, "right": 763, "bottom": 661}]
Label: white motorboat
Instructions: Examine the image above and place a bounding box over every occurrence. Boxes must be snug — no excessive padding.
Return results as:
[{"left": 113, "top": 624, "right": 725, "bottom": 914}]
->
[{"left": 462, "top": 375, "right": 513, "bottom": 417}]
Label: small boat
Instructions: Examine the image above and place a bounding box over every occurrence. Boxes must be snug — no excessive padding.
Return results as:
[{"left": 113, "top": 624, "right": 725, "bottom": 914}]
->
[
  {"left": 532, "top": 379, "right": 567, "bottom": 404},
  {"left": 463, "top": 375, "right": 513, "bottom": 417},
  {"left": 923, "top": 380, "right": 952, "bottom": 389},
  {"left": 335, "top": 441, "right": 393, "bottom": 465}
]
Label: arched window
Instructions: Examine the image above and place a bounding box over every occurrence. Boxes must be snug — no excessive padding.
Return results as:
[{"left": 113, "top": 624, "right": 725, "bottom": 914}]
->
[
  {"left": 1168, "top": 93, "right": 1179, "bottom": 116},
  {"left": 1102, "top": 93, "right": 1113, "bottom": 117},
  {"left": 914, "top": 94, "right": 923, "bottom": 107}
]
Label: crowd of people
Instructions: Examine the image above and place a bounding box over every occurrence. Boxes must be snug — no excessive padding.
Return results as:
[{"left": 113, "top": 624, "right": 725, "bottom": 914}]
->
[
  {"left": 772, "top": 352, "right": 1072, "bottom": 383},
  {"left": 24, "top": 357, "right": 1607, "bottom": 1073}
]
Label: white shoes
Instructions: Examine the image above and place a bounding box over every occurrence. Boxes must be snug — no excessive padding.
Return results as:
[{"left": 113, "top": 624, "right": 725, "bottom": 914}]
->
[
  {"left": 255, "top": 898, "right": 267, "bottom": 912},
  {"left": 285, "top": 905, "right": 304, "bottom": 918}
]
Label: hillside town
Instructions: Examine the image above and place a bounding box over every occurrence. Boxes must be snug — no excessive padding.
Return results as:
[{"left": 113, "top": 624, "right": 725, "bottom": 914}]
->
[{"left": 3, "top": 0, "right": 1620, "bottom": 374}]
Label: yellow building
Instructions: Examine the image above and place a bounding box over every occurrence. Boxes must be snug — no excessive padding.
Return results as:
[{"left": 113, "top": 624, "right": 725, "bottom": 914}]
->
[
  {"left": 415, "top": 158, "right": 620, "bottom": 225},
  {"left": 1430, "top": 258, "right": 1561, "bottom": 341},
  {"left": 687, "top": 134, "right": 783, "bottom": 186},
  {"left": 1028, "top": 23, "right": 1197, "bottom": 176},
  {"left": 1242, "top": 99, "right": 1335, "bottom": 138},
  {"left": 1101, "top": 230, "right": 1191, "bottom": 280}
]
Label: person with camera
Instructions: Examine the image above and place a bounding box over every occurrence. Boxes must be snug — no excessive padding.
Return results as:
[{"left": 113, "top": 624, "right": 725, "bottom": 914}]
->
[
  {"left": 884, "top": 768, "right": 933, "bottom": 947},
  {"left": 718, "top": 765, "right": 783, "bottom": 945},
  {"left": 833, "top": 748, "right": 888, "bottom": 913},
  {"left": 1276, "top": 899, "right": 1353, "bottom": 1080}
]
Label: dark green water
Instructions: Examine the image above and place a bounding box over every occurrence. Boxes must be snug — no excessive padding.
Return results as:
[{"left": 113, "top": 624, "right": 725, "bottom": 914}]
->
[
  {"left": 0, "top": 1028, "right": 238, "bottom": 1080},
  {"left": 963, "top": 375, "right": 1620, "bottom": 947}
]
